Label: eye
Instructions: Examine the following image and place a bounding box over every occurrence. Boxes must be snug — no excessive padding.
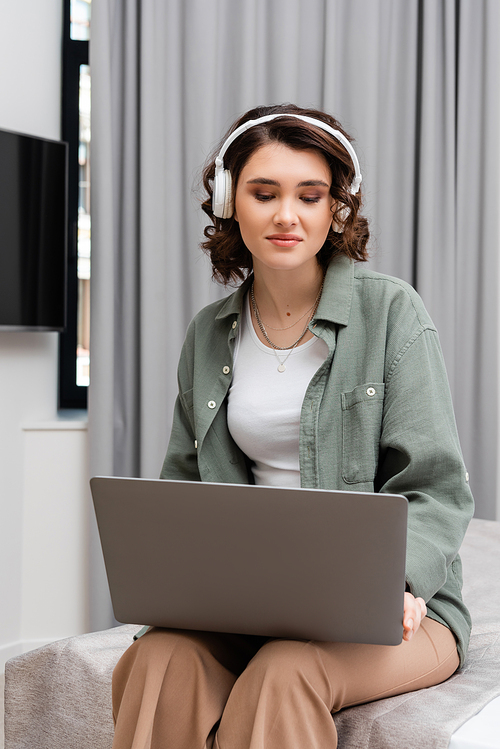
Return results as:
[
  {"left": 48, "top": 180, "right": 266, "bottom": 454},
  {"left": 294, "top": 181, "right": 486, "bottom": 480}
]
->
[
  {"left": 300, "top": 196, "right": 321, "bottom": 204},
  {"left": 254, "top": 193, "right": 275, "bottom": 202}
]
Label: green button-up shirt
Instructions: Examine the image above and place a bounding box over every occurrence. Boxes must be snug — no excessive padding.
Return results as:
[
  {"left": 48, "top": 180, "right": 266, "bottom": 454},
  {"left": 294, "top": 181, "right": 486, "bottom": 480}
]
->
[{"left": 160, "top": 254, "right": 474, "bottom": 665}]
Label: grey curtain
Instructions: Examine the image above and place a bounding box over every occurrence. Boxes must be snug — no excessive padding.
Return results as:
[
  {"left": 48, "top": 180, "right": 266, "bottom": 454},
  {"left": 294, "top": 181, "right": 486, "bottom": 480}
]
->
[{"left": 89, "top": 0, "right": 500, "bottom": 630}]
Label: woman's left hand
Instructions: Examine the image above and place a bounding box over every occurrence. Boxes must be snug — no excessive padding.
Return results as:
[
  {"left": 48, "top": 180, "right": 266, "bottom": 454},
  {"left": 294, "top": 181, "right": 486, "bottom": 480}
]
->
[{"left": 402, "top": 592, "right": 427, "bottom": 641}]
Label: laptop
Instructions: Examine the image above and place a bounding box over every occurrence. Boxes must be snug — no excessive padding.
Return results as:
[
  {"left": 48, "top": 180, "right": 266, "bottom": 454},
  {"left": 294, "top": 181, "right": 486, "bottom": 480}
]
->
[{"left": 90, "top": 477, "right": 408, "bottom": 646}]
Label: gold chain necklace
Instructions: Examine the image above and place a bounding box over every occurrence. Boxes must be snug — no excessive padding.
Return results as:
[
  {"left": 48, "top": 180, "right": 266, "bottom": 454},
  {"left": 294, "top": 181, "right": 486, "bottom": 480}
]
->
[
  {"left": 250, "top": 278, "right": 325, "bottom": 372},
  {"left": 258, "top": 300, "right": 317, "bottom": 331}
]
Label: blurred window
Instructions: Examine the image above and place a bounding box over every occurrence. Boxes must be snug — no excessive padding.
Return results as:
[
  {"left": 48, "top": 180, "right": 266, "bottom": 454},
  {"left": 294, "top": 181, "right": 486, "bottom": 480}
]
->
[
  {"left": 77, "top": 64, "right": 91, "bottom": 387},
  {"left": 60, "top": 0, "right": 91, "bottom": 408},
  {"left": 71, "top": 0, "right": 91, "bottom": 41}
]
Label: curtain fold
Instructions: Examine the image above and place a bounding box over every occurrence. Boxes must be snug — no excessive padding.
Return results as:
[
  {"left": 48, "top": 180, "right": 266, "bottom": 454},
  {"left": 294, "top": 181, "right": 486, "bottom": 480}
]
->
[
  {"left": 453, "top": 0, "right": 500, "bottom": 519},
  {"left": 89, "top": 0, "right": 500, "bottom": 629}
]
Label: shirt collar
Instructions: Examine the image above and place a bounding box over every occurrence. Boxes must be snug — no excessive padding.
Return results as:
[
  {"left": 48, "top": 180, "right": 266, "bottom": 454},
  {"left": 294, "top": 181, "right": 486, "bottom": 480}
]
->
[
  {"left": 315, "top": 254, "right": 354, "bottom": 326},
  {"left": 215, "top": 254, "right": 355, "bottom": 327},
  {"left": 215, "top": 274, "right": 253, "bottom": 321}
]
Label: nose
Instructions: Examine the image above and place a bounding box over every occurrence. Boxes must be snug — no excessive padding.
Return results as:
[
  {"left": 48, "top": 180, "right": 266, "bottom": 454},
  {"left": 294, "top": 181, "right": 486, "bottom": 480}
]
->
[{"left": 273, "top": 198, "right": 298, "bottom": 227}]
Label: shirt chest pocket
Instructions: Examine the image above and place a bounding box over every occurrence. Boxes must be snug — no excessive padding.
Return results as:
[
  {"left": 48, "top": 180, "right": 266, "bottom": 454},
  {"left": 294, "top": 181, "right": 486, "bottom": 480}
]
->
[{"left": 341, "top": 383, "right": 385, "bottom": 484}]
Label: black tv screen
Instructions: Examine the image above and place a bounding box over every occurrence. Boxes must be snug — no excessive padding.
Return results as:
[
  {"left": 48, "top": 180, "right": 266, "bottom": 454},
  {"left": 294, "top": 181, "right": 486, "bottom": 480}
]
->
[{"left": 0, "top": 128, "right": 68, "bottom": 331}]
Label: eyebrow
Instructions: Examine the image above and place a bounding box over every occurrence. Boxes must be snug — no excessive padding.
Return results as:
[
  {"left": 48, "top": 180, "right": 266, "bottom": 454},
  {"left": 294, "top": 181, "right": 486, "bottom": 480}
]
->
[{"left": 246, "top": 178, "right": 330, "bottom": 188}]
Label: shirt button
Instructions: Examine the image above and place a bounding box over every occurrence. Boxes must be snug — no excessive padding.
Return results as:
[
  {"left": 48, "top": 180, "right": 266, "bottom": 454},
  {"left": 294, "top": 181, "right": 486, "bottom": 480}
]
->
[
  {"left": 232, "top": 321, "right": 238, "bottom": 329},
  {"left": 223, "top": 366, "right": 230, "bottom": 375},
  {"left": 208, "top": 400, "right": 216, "bottom": 409},
  {"left": 366, "top": 387, "right": 376, "bottom": 397},
  {"left": 194, "top": 440, "right": 198, "bottom": 449}
]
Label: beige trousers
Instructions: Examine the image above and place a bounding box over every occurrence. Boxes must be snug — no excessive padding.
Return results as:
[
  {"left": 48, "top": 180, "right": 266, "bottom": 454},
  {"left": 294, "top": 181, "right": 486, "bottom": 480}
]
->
[{"left": 112, "top": 617, "right": 459, "bottom": 749}]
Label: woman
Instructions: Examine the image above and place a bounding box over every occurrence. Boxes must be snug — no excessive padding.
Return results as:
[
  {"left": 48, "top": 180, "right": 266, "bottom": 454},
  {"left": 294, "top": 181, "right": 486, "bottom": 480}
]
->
[{"left": 112, "top": 104, "right": 474, "bottom": 749}]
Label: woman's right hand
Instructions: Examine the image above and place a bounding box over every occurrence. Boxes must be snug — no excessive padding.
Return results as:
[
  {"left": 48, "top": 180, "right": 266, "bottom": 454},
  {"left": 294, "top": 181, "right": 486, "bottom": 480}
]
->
[{"left": 402, "top": 592, "right": 427, "bottom": 641}]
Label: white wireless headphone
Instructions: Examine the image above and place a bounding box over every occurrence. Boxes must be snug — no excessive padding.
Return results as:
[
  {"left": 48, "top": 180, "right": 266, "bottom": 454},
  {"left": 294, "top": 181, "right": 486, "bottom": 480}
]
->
[{"left": 212, "top": 113, "right": 363, "bottom": 219}]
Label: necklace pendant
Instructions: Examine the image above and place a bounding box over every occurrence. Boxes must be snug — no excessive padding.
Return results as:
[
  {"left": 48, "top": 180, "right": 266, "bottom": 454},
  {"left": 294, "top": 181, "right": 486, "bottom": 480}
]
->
[{"left": 277, "top": 363, "right": 286, "bottom": 373}]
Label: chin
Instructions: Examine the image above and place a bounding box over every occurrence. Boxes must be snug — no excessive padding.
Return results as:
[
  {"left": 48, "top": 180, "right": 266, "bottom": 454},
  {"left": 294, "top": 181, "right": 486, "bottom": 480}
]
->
[{"left": 258, "top": 255, "right": 318, "bottom": 273}]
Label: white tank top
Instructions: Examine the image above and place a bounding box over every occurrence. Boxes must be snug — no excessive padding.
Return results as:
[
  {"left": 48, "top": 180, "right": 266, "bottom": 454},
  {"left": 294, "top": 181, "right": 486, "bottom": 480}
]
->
[{"left": 227, "top": 295, "right": 328, "bottom": 487}]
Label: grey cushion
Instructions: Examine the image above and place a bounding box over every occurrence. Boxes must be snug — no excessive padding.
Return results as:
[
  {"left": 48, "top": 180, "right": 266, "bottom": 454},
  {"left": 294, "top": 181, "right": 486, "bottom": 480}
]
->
[
  {"left": 5, "top": 518, "right": 500, "bottom": 749},
  {"left": 5, "top": 624, "right": 140, "bottom": 749}
]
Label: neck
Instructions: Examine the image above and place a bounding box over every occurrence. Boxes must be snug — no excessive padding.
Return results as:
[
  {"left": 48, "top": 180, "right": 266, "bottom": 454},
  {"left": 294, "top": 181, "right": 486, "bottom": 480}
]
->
[{"left": 251, "top": 263, "right": 324, "bottom": 328}]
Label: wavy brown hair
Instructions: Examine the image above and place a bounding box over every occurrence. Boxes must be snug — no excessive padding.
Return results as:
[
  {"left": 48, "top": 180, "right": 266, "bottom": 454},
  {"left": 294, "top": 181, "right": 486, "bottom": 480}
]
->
[{"left": 201, "top": 103, "right": 370, "bottom": 285}]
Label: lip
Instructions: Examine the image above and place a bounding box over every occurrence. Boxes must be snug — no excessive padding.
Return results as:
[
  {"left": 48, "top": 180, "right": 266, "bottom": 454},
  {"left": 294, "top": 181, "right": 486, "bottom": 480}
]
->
[{"left": 266, "top": 234, "right": 303, "bottom": 247}]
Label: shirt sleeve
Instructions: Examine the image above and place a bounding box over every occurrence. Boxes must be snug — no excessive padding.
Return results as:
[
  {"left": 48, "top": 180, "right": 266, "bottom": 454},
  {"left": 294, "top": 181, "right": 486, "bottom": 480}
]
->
[
  {"left": 160, "top": 392, "right": 201, "bottom": 481},
  {"left": 376, "top": 325, "right": 474, "bottom": 603},
  {"left": 159, "top": 322, "right": 201, "bottom": 482}
]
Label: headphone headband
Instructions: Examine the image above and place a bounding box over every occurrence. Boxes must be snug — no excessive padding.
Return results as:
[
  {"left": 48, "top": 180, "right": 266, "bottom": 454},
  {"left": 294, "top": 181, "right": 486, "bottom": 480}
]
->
[{"left": 212, "top": 113, "right": 363, "bottom": 219}]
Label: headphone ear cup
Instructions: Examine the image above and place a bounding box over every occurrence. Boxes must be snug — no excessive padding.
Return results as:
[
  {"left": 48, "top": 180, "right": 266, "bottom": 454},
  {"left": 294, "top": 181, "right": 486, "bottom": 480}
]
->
[
  {"left": 222, "top": 170, "right": 233, "bottom": 218},
  {"left": 212, "top": 168, "right": 234, "bottom": 218}
]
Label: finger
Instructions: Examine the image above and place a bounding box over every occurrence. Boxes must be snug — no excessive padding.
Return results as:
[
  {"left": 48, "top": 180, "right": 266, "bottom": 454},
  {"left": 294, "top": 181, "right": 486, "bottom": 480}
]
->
[
  {"left": 416, "top": 597, "right": 427, "bottom": 622},
  {"left": 403, "top": 619, "right": 415, "bottom": 641},
  {"left": 403, "top": 597, "right": 427, "bottom": 640},
  {"left": 402, "top": 610, "right": 415, "bottom": 640},
  {"left": 403, "top": 619, "right": 414, "bottom": 641},
  {"left": 402, "top": 593, "right": 422, "bottom": 640}
]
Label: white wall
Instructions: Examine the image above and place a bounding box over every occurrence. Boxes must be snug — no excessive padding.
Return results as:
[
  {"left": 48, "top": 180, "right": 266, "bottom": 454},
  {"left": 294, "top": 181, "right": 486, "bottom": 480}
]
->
[
  {"left": 0, "top": 0, "right": 63, "bottom": 138},
  {"left": 0, "top": 0, "right": 90, "bottom": 672}
]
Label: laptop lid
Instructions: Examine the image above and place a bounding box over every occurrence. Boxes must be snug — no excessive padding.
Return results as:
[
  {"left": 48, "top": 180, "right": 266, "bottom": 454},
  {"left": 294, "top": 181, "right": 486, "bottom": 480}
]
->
[{"left": 90, "top": 477, "right": 408, "bottom": 646}]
